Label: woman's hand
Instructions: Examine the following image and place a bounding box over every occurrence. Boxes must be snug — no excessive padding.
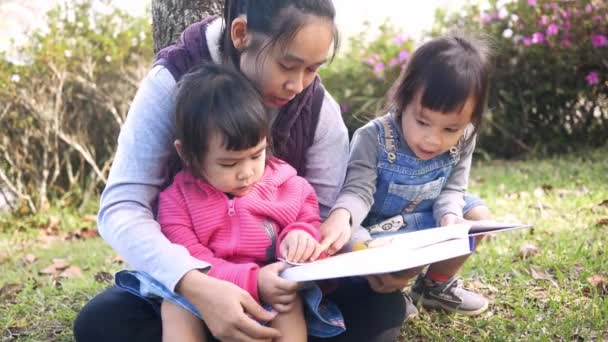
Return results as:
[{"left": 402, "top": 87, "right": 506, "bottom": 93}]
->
[
  {"left": 280, "top": 230, "right": 320, "bottom": 263},
  {"left": 257, "top": 261, "right": 300, "bottom": 313},
  {"left": 177, "top": 270, "right": 281, "bottom": 342},
  {"left": 314, "top": 208, "right": 352, "bottom": 258}
]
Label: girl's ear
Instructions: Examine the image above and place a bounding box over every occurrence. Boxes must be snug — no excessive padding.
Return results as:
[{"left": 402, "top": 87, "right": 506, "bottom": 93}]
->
[
  {"left": 230, "top": 16, "right": 249, "bottom": 51},
  {"left": 174, "top": 140, "right": 189, "bottom": 167}
]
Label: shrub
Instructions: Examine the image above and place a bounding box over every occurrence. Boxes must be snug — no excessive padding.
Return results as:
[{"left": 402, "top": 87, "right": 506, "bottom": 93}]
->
[
  {"left": 0, "top": 0, "right": 152, "bottom": 213},
  {"left": 320, "top": 21, "right": 415, "bottom": 136},
  {"left": 433, "top": 0, "right": 608, "bottom": 157}
]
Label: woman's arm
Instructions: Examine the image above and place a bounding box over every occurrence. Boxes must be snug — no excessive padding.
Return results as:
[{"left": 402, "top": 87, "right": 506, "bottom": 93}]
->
[
  {"left": 97, "top": 66, "right": 209, "bottom": 291},
  {"left": 304, "top": 92, "right": 349, "bottom": 219}
]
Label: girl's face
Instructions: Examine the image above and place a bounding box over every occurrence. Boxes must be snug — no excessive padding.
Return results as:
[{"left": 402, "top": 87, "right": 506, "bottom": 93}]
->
[
  {"left": 239, "top": 18, "right": 334, "bottom": 108},
  {"left": 200, "top": 135, "right": 267, "bottom": 197},
  {"left": 401, "top": 92, "right": 474, "bottom": 160}
]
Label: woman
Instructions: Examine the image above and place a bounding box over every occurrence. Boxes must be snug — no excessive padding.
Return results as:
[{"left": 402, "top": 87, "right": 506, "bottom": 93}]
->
[{"left": 74, "top": 1, "right": 407, "bottom": 341}]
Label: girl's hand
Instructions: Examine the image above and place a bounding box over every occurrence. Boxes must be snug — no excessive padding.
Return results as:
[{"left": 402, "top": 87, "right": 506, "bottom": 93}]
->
[
  {"left": 279, "top": 230, "right": 320, "bottom": 263},
  {"left": 440, "top": 213, "right": 466, "bottom": 227},
  {"left": 257, "top": 262, "right": 299, "bottom": 313},
  {"left": 177, "top": 270, "right": 281, "bottom": 341},
  {"left": 314, "top": 208, "right": 352, "bottom": 258}
]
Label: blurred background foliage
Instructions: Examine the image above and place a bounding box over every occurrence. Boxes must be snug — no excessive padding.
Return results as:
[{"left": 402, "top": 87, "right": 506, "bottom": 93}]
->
[{"left": 1, "top": 0, "right": 606, "bottom": 213}]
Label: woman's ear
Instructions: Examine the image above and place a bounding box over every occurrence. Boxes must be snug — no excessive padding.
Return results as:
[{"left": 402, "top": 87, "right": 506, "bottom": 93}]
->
[
  {"left": 174, "top": 140, "right": 189, "bottom": 167},
  {"left": 231, "top": 16, "right": 249, "bottom": 51}
]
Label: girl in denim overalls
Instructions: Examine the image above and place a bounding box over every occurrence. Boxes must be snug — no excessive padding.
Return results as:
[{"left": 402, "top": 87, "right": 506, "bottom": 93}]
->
[{"left": 325, "top": 34, "right": 494, "bottom": 317}]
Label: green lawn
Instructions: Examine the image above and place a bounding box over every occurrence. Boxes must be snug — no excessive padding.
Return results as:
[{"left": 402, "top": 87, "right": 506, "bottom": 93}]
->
[{"left": 1, "top": 148, "right": 607, "bottom": 341}]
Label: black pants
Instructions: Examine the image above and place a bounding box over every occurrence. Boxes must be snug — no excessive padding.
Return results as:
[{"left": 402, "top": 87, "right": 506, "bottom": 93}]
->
[{"left": 74, "top": 278, "right": 406, "bottom": 342}]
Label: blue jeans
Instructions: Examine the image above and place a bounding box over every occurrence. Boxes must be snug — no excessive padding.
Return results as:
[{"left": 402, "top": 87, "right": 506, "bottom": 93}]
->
[{"left": 114, "top": 270, "right": 345, "bottom": 338}]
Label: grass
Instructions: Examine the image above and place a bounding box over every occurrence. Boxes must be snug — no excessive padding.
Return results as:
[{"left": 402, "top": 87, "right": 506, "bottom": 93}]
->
[{"left": 1, "top": 148, "right": 607, "bottom": 341}]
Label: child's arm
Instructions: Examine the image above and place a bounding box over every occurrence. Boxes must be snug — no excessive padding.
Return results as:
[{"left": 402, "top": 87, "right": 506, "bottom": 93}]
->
[
  {"left": 277, "top": 180, "right": 322, "bottom": 262},
  {"left": 158, "top": 189, "right": 261, "bottom": 301},
  {"left": 317, "top": 122, "right": 380, "bottom": 256},
  {"left": 331, "top": 122, "right": 380, "bottom": 231},
  {"left": 433, "top": 128, "right": 476, "bottom": 226}
]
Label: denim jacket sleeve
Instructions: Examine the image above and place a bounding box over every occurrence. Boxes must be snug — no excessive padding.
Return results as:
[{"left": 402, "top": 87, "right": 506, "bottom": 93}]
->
[{"left": 98, "top": 66, "right": 210, "bottom": 291}]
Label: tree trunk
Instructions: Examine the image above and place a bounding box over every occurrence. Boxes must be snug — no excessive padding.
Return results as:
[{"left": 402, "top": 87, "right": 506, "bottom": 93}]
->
[{"left": 151, "top": 0, "right": 224, "bottom": 53}]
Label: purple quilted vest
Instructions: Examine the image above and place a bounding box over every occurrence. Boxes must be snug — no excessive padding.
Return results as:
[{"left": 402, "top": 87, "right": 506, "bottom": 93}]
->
[{"left": 155, "top": 16, "right": 324, "bottom": 177}]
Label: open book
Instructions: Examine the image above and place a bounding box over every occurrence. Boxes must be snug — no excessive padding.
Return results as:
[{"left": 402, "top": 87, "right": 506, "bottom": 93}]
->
[{"left": 280, "top": 221, "right": 530, "bottom": 282}]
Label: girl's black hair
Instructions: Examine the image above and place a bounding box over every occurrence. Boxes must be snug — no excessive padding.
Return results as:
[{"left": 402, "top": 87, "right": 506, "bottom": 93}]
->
[
  {"left": 174, "top": 63, "right": 268, "bottom": 177},
  {"left": 388, "top": 34, "right": 493, "bottom": 144},
  {"left": 220, "top": 0, "right": 339, "bottom": 68}
]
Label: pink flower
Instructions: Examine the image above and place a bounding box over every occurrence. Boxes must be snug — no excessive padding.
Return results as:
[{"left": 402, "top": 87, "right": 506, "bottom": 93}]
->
[
  {"left": 398, "top": 50, "right": 409, "bottom": 63},
  {"left": 591, "top": 34, "right": 608, "bottom": 48},
  {"left": 546, "top": 24, "right": 559, "bottom": 36},
  {"left": 586, "top": 71, "right": 599, "bottom": 85},
  {"left": 528, "top": 0, "right": 537, "bottom": 6},
  {"left": 373, "top": 62, "right": 385, "bottom": 79},
  {"left": 523, "top": 37, "right": 533, "bottom": 46},
  {"left": 539, "top": 16, "right": 550, "bottom": 26},
  {"left": 365, "top": 54, "right": 381, "bottom": 66},
  {"left": 585, "top": 4, "right": 593, "bottom": 13},
  {"left": 482, "top": 14, "right": 493, "bottom": 24},
  {"left": 560, "top": 39, "right": 572, "bottom": 48},
  {"left": 394, "top": 35, "right": 405, "bottom": 46},
  {"left": 389, "top": 58, "right": 398, "bottom": 67},
  {"left": 532, "top": 32, "right": 545, "bottom": 44}
]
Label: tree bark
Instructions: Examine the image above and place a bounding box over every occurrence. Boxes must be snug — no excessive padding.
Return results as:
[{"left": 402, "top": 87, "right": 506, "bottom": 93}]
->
[{"left": 151, "top": 0, "right": 224, "bottom": 53}]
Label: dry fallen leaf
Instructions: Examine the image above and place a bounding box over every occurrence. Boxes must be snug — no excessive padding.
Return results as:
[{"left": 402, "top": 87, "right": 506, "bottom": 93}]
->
[
  {"left": 22, "top": 254, "right": 37, "bottom": 264},
  {"left": 82, "top": 215, "right": 97, "bottom": 223},
  {"left": 519, "top": 244, "right": 541, "bottom": 259},
  {"left": 587, "top": 274, "right": 607, "bottom": 297},
  {"left": 596, "top": 218, "right": 608, "bottom": 227},
  {"left": 94, "top": 271, "right": 114, "bottom": 283},
  {"left": 0, "top": 283, "right": 24, "bottom": 303},
  {"left": 59, "top": 266, "right": 83, "bottom": 279},
  {"left": 530, "top": 266, "right": 559, "bottom": 288},
  {"left": 541, "top": 184, "right": 554, "bottom": 192},
  {"left": 110, "top": 255, "right": 124, "bottom": 264},
  {"left": 65, "top": 227, "right": 99, "bottom": 241},
  {"left": 40, "top": 258, "right": 70, "bottom": 275},
  {"left": 44, "top": 216, "right": 61, "bottom": 233}
]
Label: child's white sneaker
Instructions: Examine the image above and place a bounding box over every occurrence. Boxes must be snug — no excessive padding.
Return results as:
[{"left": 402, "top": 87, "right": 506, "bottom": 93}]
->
[{"left": 410, "top": 274, "right": 489, "bottom": 316}]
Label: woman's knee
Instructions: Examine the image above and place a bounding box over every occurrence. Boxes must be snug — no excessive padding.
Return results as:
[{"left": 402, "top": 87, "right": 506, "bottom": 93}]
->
[{"left": 73, "top": 287, "right": 161, "bottom": 342}]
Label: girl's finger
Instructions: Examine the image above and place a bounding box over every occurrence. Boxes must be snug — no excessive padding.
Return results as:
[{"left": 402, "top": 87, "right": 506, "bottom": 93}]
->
[
  {"left": 292, "top": 235, "right": 307, "bottom": 263},
  {"left": 273, "top": 303, "right": 292, "bottom": 313},
  {"left": 275, "top": 293, "right": 297, "bottom": 305},
  {"left": 299, "top": 238, "right": 315, "bottom": 262}
]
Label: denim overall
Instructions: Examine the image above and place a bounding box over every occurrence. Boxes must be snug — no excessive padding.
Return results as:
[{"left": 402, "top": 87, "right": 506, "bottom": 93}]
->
[{"left": 362, "top": 113, "right": 483, "bottom": 236}]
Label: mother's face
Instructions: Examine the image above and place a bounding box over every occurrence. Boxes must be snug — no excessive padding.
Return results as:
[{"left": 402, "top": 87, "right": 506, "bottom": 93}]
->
[{"left": 238, "top": 17, "right": 334, "bottom": 108}]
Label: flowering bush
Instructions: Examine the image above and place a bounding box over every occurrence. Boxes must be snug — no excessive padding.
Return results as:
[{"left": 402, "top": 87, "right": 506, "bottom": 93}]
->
[
  {"left": 434, "top": 0, "right": 607, "bottom": 157},
  {"left": 0, "top": 0, "right": 152, "bottom": 212},
  {"left": 320, "top": 22, "right": 414, "bottom": 136}
]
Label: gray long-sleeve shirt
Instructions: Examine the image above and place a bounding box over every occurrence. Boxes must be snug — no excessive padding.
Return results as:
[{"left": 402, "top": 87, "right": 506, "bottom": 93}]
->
[
  {"left": 333, "top": 112, "right": 475, "bottom": 232},
  {"left": 98, "top": 19, "right": 349, "bottom": 291}
]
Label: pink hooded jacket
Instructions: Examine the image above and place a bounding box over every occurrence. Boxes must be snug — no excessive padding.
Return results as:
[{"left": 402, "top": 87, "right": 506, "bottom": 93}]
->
[{"left": 157, "top": 160, "right": 321, "bottom": 301}]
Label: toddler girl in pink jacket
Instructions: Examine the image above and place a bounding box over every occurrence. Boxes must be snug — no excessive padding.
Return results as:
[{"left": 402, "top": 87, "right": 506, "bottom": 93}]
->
[{"left": 156, "top": 64, "right": 343, "bottom": 341}]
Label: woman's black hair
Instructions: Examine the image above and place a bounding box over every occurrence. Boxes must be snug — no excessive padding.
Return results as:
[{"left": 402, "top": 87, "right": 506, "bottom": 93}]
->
[
  {"left": 388, "top": 34, "right": 493, "bottom": 144},
  {"left": 220, "top": 0, "right": 339, "bottom": 68},
  {"left": 174, "top": 63, "right": 269, "bottom": 177}
]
